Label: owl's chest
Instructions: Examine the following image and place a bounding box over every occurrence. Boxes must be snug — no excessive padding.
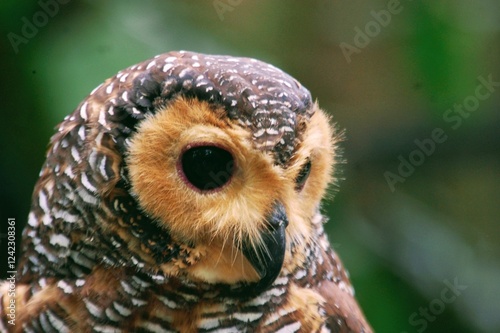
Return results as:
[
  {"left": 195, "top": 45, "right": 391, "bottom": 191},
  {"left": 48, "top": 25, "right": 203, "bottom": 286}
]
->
[
  {"left": 122, "top": 276, "right": 328, "bottom": 333},
  {"left": 128, "top": 282, "right": 285, "bottom": 332}
]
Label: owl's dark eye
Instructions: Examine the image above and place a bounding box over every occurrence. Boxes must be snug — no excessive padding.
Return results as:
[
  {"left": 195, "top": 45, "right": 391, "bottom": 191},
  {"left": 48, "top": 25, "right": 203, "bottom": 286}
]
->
[
  {"left": 180, "top": 145, "right": 234, "bottom": 191},
  {"left": 295, "top": 159, "right": 311, "bottom": 191}
]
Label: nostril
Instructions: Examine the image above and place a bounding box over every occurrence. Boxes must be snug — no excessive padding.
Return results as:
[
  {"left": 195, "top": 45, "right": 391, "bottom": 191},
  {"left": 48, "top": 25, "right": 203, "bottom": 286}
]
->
[{"left": 179, "top": 145, "right": 234, "bottom": 192}]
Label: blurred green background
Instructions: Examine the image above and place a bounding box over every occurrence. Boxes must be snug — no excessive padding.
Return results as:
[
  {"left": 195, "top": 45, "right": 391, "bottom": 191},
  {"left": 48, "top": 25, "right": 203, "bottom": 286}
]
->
[{"left": 1, "top": 1, "right": 499, "bottom": 332}]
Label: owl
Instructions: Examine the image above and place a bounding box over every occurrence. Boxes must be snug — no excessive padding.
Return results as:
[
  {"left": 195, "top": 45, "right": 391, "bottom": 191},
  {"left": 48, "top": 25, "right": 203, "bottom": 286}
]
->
[{"left": 0, "top": 51, "right": 372, "bottom": 332}]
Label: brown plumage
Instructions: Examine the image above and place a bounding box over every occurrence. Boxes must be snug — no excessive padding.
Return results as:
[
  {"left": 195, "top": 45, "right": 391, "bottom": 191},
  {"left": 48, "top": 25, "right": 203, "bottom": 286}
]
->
[{"left": 0, "top": 51, "right": 372, "bottom": 332}]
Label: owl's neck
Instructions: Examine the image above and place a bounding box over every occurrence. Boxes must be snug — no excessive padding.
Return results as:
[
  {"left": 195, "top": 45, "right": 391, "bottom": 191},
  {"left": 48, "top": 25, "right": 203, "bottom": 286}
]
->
[{"left": 141, "top": 211, "right": 337, "bottom": 301}]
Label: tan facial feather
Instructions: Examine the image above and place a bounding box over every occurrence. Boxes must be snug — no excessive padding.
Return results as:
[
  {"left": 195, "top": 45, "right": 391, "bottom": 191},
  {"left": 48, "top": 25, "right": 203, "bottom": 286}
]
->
[
  {"left": 127, "top": 98, "right": 285, "bottom": 283},
  {"left": 125, "top": 97, "right": 339, "bottom": 285}
]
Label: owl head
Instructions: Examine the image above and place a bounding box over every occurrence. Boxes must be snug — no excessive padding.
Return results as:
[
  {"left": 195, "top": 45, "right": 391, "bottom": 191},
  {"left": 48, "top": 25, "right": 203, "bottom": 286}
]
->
[{"left": 24, "top": 51, "right": 340, "bottom": 296}]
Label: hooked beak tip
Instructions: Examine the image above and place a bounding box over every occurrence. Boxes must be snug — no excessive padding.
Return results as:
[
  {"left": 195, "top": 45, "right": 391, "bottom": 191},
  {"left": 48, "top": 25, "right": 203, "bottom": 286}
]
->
[{"left": 240, "top": 202, "right": 288, "bottom": 294}]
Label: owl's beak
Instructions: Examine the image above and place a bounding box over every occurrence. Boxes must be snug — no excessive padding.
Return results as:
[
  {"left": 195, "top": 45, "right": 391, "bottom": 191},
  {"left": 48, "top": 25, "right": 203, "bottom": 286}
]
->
[{"left": 241, "top": 202, "right": 288, "bottom": 294}]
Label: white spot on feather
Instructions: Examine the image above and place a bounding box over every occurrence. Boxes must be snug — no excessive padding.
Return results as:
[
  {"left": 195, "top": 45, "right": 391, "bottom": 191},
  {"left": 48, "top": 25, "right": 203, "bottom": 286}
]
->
[
  {"left": 78, "top": 126, "right": 85, "bottom": 140},
  {"left": 42, "top": 214, "right": 52, "bottom": 226},
  {"left": 209, "top": 327, "right": 239, "bottom": 333},
  {"left": 233, "top": 312, "right": 263, "bottom": 322},
  {"left": 132, "top": 276, "right": 151, "bottom": 288},
  {"left": 77, "top": 188, "right": 98, "bottom": 205},
  {"left": 81, "top": 173, "right": 97, "bottom": 193},
  {"left": 294, "top": 269, "right": 307, "bottom": 280},
  {"left": 28, "top": 212, "right": 39, "bottom": 227},
  {"left": 64, "top": 165, "right": 75, "bottom": 179},
  {"left": 80, "top": 102, "right": 88, "bottom": 120},
  {"left": 46, "top": 310, "right": 70, "bottom": 333},
  {"left": 146, "top": 60, "right": 156, "bottom": 69},
  {"left": 50, "top": 234, "right": 70, "bottom": 248},
  {"left": 39, "top": 190, "right": 49, "bottom": 212},
  {"left": 120, "top": 280, "right": 138, "bottom": 296},
  {"left": 275, "top": 322, "right": 301, "bottom": 333},
  {"left": 57, "top": 280, "right": 74, "bottom": 294},
  {"left": 98, "top": 110, "right": 108, "bottom": 128},
  {"left": 106, "top": 83, "right": 114, "bottom": 94},
  {"left": 35, "top": 244, "right": 58, "bottom": 262},
  {"left": 131, "top": 298, "right": 147, "bottom": 306},
  {"left": 163, "top": 63, "right": 174, "bottom": 72},
  {"left": 105, "top": 308, "right": 121, "bottom": 322},
  {"left": 138, "top": 322, "right": 171, "bottom": 333},
  {"left": 198, "top": 318, "right": 219, "bottom": 330},
  {"left": 113, "top": 302, "right": 132, "bottom": 317},
  {"left": 119, "top": 73, "right": 129, "bottom": 82},
  {"left": 122, "top": 91, "right": 129, "bottom": 102},
  {"left": 93, "top": 325, "right": 121, "bottom": 333},
  {"left": 157, "top": 296, "right": 178, "bottom": 309},
  {"left": 84, "top": 298, "right": 103, "bottom": 318},
  {"left": 99, "top": 156, "right": 109, "bottom": 181},
  {"left": 39, "top": 278, "right": 48, "bottom": 288},
  {"left": 71, "top": 146, "right": 81, "bottom": 163}
]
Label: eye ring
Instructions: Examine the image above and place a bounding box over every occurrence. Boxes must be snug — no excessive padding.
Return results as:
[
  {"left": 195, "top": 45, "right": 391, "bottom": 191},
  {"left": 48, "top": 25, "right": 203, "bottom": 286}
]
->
[
  {"left": 177, "top": 143, "right": 235, "bottom": 193},
  {"left": 295, "top": 159, "right": 311, "bottom": 191}
]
